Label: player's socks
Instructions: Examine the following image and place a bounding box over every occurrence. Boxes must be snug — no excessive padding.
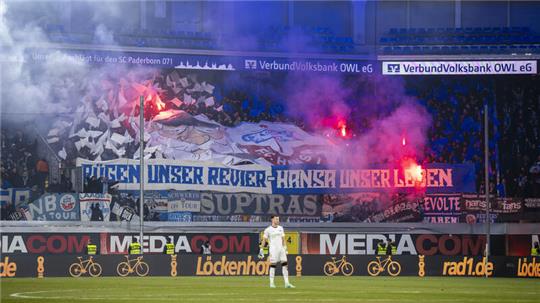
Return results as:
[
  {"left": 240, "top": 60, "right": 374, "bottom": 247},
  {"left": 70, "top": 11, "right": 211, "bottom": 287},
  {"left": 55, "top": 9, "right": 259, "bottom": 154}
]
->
[
  {"left": 269, "top": 266, "right": 276, "bottom": 287},
  {"left": 282, "top": 266, "right": 290, "bottom": 285}
]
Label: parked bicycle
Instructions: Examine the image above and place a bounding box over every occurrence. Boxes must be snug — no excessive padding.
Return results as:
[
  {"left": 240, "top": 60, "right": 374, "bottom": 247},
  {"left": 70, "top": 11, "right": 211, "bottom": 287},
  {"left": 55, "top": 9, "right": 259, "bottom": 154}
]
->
[
  {"left": 69, "top": 256, "right": 102, "bottom": 277},
  {"left": 116, "top": 255, "right": 150, "bottom": 277},
  {"left": 323, "top": 256, "right": 354, "bottom": 276},
  {"left": 367, "top": 256, "right": 401, "bottom": 276}
]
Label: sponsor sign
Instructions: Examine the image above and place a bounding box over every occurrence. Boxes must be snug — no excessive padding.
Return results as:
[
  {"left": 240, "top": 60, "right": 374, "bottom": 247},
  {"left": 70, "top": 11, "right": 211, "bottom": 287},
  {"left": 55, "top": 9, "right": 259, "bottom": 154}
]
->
[
  {"left": 516, "top": 257, "right": 540, "bottom": 278},
  {"left": 30, "top": 48, "right": 379, "bottom": 74},
  {"left": 194, "top": 255, "right": 270, "bottom": 276},
  {"left": 241, "top": 58, "right": 375, "bottom": 74},
  {"left": 301, "top": 233, "right": 488, "bottom": 256},
  {"left": 79, "top": 193, "right": 112, "bottom": 221},
  {"left": 78, "top": 159, "right": 475, "bottom": 194},
  {"left": 0, "top": 254, "right": 534, "bottom": 278},
  {"left": 383, "top": 61, "right": 537, "bottom": 75},
  {"left": 441, "top": 257, "right": 493, "bottom": 276},
  {"left": 27, "top": 193, "right": 80, "bottom": 221},
  {"left": 0, "top": 256, "right": 17, "bottom": 277},
  {"left": 0, "top": 233, "right": 258, "bottom": 255}
]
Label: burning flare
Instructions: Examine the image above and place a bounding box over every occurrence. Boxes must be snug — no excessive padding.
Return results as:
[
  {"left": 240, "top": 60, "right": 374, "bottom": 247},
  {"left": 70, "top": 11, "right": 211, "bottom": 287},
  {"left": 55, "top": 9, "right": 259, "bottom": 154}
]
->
[
  {"left": 338, "top": 120, "right": 348, "bottom": 138},
  {"left": 401, "top": 157, "right": 424, "bottom": 183},
  {"left": 410, "top": 163, "right": 423, "bottom": 182}
]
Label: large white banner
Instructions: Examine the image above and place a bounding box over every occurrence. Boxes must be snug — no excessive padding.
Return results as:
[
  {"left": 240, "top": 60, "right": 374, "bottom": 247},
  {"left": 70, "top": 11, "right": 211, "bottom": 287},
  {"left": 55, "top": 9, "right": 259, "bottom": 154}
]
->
[
  {"left": 77, "top": 158, "right": 272, "bottom": 194},
  {"left": 382, "top": 60, "right": 537, "bottom": 75},
  {"left": 228, "top": 122, "right": 330, "bottom": 156}
]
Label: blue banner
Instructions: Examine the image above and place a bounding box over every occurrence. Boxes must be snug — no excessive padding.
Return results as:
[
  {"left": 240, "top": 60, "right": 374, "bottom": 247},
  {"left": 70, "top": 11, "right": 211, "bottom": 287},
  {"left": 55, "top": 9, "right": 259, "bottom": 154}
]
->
[
  {"left": 0, "top": 188, "right": 31, "bottom": 207},
  {"left": 27, "top": 47, "right": 379, "bottom": 75},
  {"left": 27, "top": 193, "right": 80, "bottom": 221},
  {"left": 271, "top": 163, "right": 476, "bottom": 194},
  {"left": 78, "top": 159, "right": 476, "bottom": 194}
]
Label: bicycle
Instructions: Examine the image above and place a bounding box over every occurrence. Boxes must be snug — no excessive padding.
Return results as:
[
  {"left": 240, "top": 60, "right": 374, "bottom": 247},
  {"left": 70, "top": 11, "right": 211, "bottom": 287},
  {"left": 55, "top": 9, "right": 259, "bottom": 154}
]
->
[
  {"left": 323, "top": 256, "right": 354, "bottom": 276},
  {"left": 116, "top": 255, "right": 150, "bottom": 277},
  {"left": 69, "top": 256, "right": 102, "bottom": 277},
  {"left": 367, "top": 255, "right": 401, "bottom": 276}
]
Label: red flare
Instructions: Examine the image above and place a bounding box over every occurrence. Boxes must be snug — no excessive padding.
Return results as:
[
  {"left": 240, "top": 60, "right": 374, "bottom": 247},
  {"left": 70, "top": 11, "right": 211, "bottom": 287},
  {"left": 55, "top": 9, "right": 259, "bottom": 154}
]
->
[
  {"left": 340, "top": 124, "right": 347, "bottom": 137},
  {"left": 411, "top": 163, "right": 423, "bottom": 182},
  {"left": 401, "top": 158, "right": 424, "bottom": 183},
  {"left": 402, "top": 137, "right": 406, "bottom": 146},
  {"left": 337, "top": 120, "right": 348, "bottom": 138}
]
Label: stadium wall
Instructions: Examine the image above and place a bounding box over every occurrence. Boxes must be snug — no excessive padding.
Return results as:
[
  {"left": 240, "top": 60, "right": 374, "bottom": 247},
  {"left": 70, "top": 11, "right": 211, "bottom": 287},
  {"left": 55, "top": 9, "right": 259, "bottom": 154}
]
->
[
  {"left": 1, "top": 254, "right": 538, "bottom": 278},
  {"left": 1, "top": 224, "right": 538, "bottom": 256}
]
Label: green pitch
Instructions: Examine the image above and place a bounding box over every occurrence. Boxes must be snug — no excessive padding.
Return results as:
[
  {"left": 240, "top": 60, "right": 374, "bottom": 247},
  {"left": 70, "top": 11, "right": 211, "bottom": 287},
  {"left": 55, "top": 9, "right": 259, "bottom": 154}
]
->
[{"left": 1, "top": 276, "right": 538, "bottom": 303}]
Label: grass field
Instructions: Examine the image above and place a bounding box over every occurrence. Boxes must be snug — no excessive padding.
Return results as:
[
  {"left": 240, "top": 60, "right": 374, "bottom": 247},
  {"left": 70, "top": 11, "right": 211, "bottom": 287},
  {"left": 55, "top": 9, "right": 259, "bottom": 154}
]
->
[{"left": 1, "top": 276, "right": 538, "bottom": 303}]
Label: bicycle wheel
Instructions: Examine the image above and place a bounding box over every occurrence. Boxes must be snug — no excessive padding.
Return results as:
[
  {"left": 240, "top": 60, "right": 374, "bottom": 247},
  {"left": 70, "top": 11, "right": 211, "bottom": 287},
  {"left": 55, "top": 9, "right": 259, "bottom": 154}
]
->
[
  {"left": 135, "top": 262, "right": 149, "bottom": 276},
  {"left": 89, "top": 263, "right": 102, "bottom": 277},
  {"left": 323, "top": 263, "right": 337, "bottom": 276},
  {"left": 387, "top": 261, "right": 401, "bottom": 277},
  {"left": 69, "top": 263, "right": 82, "bottom": 278},
  {"left": 117, "top": 262, "right": 130, "bottom": 277},
  {"left": 367, "top": 261, "right": 381, "bottom": 276},
  {"left": 341, "top": 262, "right": 354, "bottom": 276}
]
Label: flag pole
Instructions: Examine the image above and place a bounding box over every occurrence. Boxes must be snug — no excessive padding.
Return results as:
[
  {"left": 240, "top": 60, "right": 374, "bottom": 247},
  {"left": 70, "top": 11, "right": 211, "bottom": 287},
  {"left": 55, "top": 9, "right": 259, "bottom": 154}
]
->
[
  {"left": 484, "top": 104, "right": 490, "bottom": 278},
  {"left": 139, "top": 95, "right": 144, "bottom": 249}
]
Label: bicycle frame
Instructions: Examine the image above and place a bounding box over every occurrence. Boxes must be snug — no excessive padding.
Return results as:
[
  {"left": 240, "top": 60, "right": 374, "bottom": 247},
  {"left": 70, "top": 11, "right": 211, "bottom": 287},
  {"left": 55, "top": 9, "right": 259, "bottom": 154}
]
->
[
  {"left": 331, "top": 256, "right": 347, "bottom": 270},
  {"left": 77, "top": 257, "right": 94, "bottom": 270},
  {"left": 123, "top": 256, "right": 143, "bottom": 270},
  {"left": 375, "top": 256, "right": 392, "bottom": 270}
]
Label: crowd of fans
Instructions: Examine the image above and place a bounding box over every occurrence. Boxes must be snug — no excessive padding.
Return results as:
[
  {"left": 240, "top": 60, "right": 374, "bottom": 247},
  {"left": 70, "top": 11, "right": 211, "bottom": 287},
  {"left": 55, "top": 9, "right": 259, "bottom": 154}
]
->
[
  {"left": 405, "top": 76, "right": 539, "bottom": 197},
  {"left": 0, "top": 130, "right": 44, "bottom": 189},
  {"left": 496, "top": 76, "right": 540, "bottom": 198},
  {"left": 2, "top": 73, "right": 539, "bottom": 221}
]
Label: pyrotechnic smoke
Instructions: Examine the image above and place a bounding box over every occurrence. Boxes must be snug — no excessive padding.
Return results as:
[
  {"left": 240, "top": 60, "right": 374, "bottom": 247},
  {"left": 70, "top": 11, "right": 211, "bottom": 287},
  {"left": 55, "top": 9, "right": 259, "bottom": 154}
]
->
[
  {"left": 283, "top": 71, "right": 431, "bottom": 167},
  {"left": 0, "top": 1, "right": 160, "bottom": 162}
]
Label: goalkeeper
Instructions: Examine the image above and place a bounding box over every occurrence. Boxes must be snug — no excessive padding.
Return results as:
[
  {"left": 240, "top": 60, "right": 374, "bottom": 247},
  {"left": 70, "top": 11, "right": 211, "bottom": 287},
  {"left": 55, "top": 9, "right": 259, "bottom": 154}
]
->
[{"left": 258, "top": 215, "right": 295, "bottom": 288}]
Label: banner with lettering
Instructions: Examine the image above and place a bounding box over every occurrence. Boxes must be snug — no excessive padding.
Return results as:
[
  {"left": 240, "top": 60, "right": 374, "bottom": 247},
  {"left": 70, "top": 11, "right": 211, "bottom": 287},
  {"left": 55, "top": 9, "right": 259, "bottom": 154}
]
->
[
  {"left": 461, "top": 194, "right": 523, "bottom": 214},
  {"left": 422, "top": 194, "right": 462, "bottom": 223},
  {"left": 168, "top": 191, "right": 200, "bottom": 222},
  {"left": 77, "top": 158, "right": 272, "bottom": 194},
  {"left": 79, "top": 193, "right": 112, "bottom": 221},
  {"left": 363, "top": 194, "right": 422, "bottom": 223},
  {"left": 271, "top": 163, "right": 476, "bottom": 194},
  {"left": 27, "top": 193, "right": 80, "bottom": 221},
  {"left": 0, "top": 188, "right": 31, "bottom": 207},
  {"left": 195, "top": 192, "right": 321, "bottom": 222},
  {"left": 77, "top": 159, "right": 476, "bottom": 195}
]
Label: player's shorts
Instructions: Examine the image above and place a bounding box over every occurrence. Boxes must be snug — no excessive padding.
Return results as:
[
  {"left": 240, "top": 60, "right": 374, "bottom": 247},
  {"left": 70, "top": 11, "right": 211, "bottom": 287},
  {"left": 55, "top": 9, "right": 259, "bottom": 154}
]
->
[{"left": 268, "top": 246, "right": 287, "bottom": 264}]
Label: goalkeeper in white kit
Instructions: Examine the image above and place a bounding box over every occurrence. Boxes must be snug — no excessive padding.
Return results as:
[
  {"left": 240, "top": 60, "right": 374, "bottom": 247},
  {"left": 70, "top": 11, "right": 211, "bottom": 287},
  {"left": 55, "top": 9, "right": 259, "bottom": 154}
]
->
[{"left": 259, "top": 215, "right": 295, "bottom": 288}]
